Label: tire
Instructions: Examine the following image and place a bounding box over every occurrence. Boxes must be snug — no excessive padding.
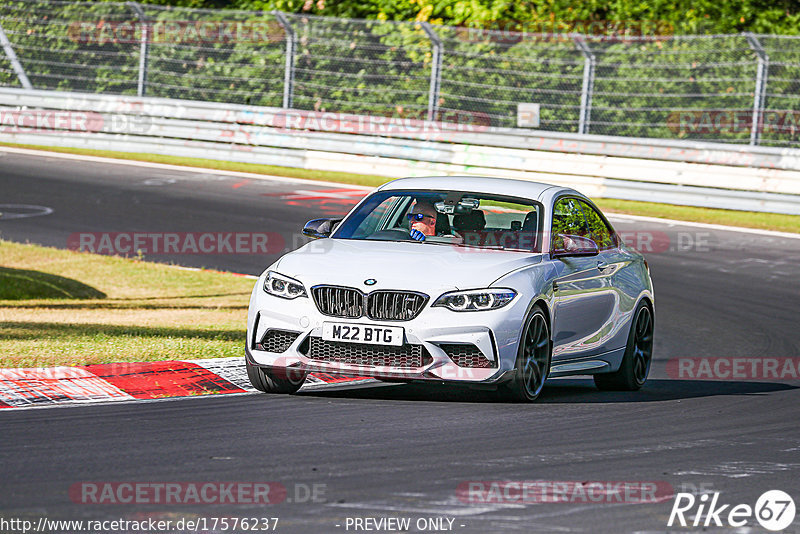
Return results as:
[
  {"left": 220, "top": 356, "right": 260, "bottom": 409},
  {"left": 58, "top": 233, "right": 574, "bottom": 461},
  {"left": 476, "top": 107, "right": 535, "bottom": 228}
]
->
[
  {"left": 594, "top": 301, "right": 654, "bottom": 391},
  {"left": 246, "top": 357, "right": 307, "bottom": 394},
  {"left": 501, "top": 306, "right": 552, "bottom": 402}
]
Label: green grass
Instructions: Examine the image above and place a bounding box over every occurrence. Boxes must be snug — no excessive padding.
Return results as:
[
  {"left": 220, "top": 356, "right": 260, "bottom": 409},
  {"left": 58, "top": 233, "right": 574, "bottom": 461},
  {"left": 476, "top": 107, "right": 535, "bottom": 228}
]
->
[
  {"left": 0, "top": 240, "right": 253, "bottom": 368},
  {"left": 2, "top": 141, "right": 799, "bottom": 233},
  {"left": 594, "top": 199, "right": 800, "bottom": 234},
  {"left": 0, "top": 266, "right": 107, "bottom": 300}
]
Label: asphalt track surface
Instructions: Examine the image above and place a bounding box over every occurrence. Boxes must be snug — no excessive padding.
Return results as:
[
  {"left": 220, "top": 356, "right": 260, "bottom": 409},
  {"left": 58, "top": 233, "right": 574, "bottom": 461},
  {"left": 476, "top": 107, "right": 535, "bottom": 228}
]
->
[{"left": 1, "top": 149, "right": 800, "bottom": 533}]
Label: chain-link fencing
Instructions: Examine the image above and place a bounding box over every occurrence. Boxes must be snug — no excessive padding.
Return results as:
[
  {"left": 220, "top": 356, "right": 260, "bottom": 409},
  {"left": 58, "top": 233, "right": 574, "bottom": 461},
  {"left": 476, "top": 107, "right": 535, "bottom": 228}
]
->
[{"left": 1, "top": 0, "right": 799, "bottom": 147}]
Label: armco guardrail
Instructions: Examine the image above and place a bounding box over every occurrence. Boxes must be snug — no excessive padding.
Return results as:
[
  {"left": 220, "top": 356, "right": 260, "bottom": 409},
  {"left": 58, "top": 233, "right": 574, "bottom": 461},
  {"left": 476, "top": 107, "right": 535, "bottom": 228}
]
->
[
  {"left": 3, "top": 1, "right": 800, "bottom": 148},
  {"left": 2, "top": 88, "right": 800, "bottom": 215}
]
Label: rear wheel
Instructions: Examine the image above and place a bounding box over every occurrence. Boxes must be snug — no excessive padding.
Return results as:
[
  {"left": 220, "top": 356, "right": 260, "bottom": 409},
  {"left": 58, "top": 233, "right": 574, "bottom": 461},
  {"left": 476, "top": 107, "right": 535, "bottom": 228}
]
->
[
  {"left": 246, "top": 357, "right": 307, "bottom": 394},
  {"left": 502, "top": 307, "right": 551, "bottom": 402},
  {"left": 594, "top": 301, "right": 653, "bottom": 391}
]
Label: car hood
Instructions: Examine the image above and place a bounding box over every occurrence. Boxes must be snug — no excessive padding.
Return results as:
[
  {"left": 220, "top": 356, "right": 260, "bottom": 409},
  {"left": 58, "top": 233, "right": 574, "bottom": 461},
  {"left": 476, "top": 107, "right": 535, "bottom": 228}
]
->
[{"left": 274, "top": 238, "right": 543, "bottom": 293}]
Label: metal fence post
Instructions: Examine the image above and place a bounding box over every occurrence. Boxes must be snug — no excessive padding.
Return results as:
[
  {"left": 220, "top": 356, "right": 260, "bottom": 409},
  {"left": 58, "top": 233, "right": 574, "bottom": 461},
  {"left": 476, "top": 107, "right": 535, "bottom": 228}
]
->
[
  {"left": 420, "top": 22, "right": 442, "bottom": 122},
  {"left": 745, "top": 33, "right": 768, "bottom": 146},
  {"left": 273, "top": 11, "right": 295, "bottom": 109},
  {"left": 574, "top": 35, "right": 595, "bottom": 135},
  {"left": 0, "top": 21, "right": 33, "bottom": 89},
  {"left": 128, "top": 2, "right": 148, "bottom": 97}
]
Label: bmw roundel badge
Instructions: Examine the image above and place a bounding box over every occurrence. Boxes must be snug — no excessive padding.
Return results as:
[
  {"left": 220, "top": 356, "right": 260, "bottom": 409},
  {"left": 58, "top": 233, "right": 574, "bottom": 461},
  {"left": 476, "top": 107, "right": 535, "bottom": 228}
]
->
[{"left": 364, "top": 279, "right": 377, "bottom": 286}]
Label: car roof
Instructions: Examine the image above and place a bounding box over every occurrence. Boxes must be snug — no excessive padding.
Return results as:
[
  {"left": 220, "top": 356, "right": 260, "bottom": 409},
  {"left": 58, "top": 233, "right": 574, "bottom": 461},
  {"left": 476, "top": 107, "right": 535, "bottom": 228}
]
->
[{"left": 376, "top": 176, "right": 579, "bottom": 204}]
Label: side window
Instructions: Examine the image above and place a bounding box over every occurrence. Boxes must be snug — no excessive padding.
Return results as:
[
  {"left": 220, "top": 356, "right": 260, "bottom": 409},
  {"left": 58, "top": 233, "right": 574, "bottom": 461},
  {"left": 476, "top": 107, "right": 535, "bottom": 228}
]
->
[
  {"left": 578, "top": 200, "right": 616, "bottom": 250},
  {"left": 551, "top": 197, "right": 589, "bottom": 250},
  {"left": 352, "top": 196, "right": 404, "bottom": 237}
]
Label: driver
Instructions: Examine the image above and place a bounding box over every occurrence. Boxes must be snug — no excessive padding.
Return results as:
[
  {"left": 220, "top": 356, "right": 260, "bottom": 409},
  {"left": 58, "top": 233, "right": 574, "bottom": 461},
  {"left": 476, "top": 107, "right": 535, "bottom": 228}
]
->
[
  {"left": 407, "top": 199, "right": 438, "bottom": 241},
  {"left": 407, "top": 199, "right": 463, "bottom": 243}
]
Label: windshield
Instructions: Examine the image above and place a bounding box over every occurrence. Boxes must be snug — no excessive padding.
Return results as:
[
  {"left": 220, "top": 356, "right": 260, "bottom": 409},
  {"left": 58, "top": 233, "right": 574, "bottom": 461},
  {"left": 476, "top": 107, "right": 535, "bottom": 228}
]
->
[{"left": 332, "top": 190, "right": 543, "bottom": 252}]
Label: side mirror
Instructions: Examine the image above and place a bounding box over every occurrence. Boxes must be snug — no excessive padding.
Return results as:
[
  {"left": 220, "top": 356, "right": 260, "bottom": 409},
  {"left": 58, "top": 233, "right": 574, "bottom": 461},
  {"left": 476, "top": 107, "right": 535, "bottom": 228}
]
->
[
  {"left": 552, "top": 234, "right": 599, "bottom": 258},
  {"left": 302, "top": 218, "right": 340, "bottom": 239}
]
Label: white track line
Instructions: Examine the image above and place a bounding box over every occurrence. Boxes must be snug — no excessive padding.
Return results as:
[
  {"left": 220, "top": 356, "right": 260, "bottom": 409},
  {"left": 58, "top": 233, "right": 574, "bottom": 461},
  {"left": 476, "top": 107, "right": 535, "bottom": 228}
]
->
[
  {"left": 0, "top": 145, "right": 374, "bottom": 191},
  {"left": 607, "top": 212, "right": 800, "bottom": 240},
  {"left": 0, "top": 390, "right": 257, "bottom": 412},
  {"left": 2, "top": 145, "right": 796, "bottom": 238}
]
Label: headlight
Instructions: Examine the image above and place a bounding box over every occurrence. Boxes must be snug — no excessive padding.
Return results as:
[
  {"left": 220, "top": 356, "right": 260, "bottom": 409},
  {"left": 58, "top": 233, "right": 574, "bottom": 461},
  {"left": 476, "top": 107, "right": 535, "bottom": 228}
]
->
[
  {"left": 433, "top": 288, "right": 516, "bottom": 311},
  {"left": 263, "top": 271, "right": 307, "bottom": 299}
]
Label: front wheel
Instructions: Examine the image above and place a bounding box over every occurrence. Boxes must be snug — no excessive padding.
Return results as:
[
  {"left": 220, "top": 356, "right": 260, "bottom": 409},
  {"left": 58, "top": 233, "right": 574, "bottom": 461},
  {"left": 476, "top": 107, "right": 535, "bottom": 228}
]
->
[
  {"left": 502, "top": 307, "right": 551, "bottom": 402},
  {"left": 246, "top": 357, "right": 307, "bottom": 394},
  {"left": 594, "top": 301, "right": 654, "bottom": 391}
]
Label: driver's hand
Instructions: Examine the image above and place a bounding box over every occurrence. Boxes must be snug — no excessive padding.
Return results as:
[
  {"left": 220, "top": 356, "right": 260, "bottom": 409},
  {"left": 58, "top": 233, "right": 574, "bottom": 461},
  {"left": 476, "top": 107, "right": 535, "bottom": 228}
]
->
[{"left": 410, "top": 229, "right": 426, "bottom": 241}]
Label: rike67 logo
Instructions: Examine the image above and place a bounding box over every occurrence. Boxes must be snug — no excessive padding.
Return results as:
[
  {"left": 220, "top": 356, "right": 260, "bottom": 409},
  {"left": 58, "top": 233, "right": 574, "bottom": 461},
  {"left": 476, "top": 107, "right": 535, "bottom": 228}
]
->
[{"left": 668, "top": 490, "right": 796, "bottom": 531}]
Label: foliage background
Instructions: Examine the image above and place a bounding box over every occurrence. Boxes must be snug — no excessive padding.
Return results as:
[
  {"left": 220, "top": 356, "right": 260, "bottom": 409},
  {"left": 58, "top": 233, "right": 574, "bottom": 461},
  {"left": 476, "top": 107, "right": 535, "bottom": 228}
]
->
[
  {"left": 1, "top": 0, "right": 799, "bottom": 145},
  {"left": 139, "top": 0, "right": 800, "bottom": 35}
]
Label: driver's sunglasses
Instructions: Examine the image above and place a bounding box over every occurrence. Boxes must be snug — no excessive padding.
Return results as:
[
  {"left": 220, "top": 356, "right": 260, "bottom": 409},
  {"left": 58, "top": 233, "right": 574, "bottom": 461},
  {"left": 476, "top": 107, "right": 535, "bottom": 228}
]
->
[{"left": 407, "top": 213, "right": 435, "bottom": 221}]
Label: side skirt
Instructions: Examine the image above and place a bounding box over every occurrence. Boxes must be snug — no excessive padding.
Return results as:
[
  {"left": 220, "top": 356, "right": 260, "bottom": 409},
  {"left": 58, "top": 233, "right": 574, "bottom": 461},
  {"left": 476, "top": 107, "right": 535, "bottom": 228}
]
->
[{"left": 548, "top": 347, "right": 626, "bottom": 377}]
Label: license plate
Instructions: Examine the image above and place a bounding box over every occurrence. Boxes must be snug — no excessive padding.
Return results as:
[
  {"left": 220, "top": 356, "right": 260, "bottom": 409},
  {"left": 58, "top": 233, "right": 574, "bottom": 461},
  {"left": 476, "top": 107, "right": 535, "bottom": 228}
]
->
[{"left": 322, "top": 322, "right": 404, "bottom": 346}]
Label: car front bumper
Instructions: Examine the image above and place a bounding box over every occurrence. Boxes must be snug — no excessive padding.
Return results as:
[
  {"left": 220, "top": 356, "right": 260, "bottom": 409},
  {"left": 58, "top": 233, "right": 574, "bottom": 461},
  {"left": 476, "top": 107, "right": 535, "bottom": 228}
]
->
[{"left": 246, "top": 284, "right": 529, "bottom": 384}]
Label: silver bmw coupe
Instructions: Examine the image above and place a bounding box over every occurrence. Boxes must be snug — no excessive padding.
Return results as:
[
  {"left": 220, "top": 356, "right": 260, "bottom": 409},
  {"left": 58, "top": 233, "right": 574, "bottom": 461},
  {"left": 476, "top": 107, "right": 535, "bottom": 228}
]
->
[{"left": 246, "top": 176, "right": 654, "bottom": 402}]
